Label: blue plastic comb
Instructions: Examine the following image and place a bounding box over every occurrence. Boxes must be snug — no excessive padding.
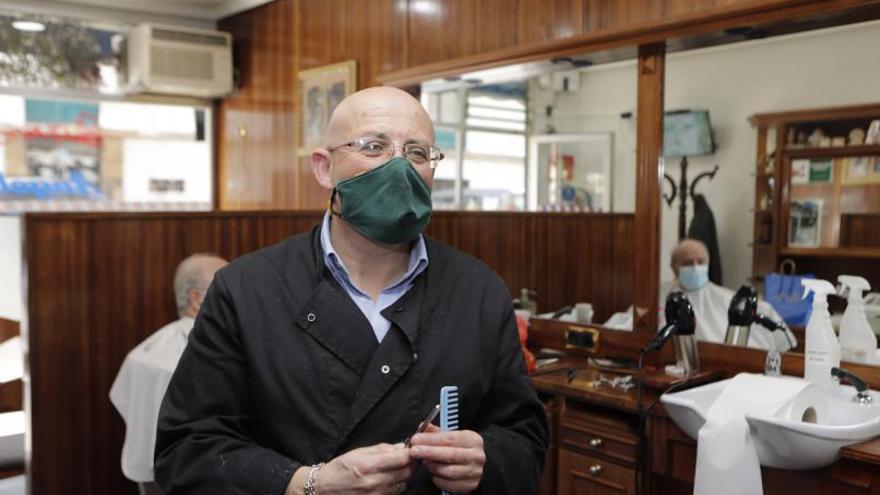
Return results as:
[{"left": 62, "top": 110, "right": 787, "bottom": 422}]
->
[
  {"left": 440, "top": 385, "right": 459, "bottom": 432},
  {"left": 440, "top": 386, "right": 459, "bottom": 495}
]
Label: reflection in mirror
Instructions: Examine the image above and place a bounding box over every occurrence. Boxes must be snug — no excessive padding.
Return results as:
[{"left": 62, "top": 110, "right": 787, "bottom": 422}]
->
[
  {"left": 781, "top": 111, "right": 880, "bottom": 249},
  {"left": 419, "top": 54, "right": 637, "bottom": 213},
  {"left": 418, "top": 51, "right": 642, "bottom": 335},
  {"left": 659, "top": 19, "right": 880, "bottom": 359},
  {"left": 527, "top": 134, "right": 612, "bottom": 211}
]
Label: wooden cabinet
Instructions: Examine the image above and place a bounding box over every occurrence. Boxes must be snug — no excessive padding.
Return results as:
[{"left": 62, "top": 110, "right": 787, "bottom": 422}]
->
[
  {"left": 749, "top": 103, "right": 880, "bottom": 290},
  {"left": 555, "top": 398, "right": 639, "bottom": 495},
  {"left": 538, "top": 394, "right": 560, "bottom": 495}
]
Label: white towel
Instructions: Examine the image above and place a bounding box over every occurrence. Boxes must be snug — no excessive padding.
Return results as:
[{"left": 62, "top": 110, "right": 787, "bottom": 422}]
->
[{"left": 693, "top": 373, "right": 814, "bottom": 495}]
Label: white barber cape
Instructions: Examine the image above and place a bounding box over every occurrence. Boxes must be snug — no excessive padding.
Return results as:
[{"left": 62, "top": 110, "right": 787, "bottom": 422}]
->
[
  {"left": 674, "top": 282, "right": 796, "bottom": 351},
  {"left": 109, "top": 316, "right": 194, "bottom": 482}
]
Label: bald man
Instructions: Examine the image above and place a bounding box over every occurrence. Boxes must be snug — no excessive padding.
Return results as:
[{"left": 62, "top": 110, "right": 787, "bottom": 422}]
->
[
  {"left": 110, "top": 253, "right": 228, "bottom": 495},
  {"left": 669, "top": 239, "right": 795, "bottom": 350},
  {"left": 155, "top": 87, "right": 547, "bottom": 495}
]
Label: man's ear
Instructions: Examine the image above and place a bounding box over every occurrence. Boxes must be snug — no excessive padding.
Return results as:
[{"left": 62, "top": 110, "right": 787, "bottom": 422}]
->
[
  {"left": 187, "top": 288, "right": 202, "bottom": 313},
  {"left": 310, "top": 149, "right": 335, "bottom": 191}
]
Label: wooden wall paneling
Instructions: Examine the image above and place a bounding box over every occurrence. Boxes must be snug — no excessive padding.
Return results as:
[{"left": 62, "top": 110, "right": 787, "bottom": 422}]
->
[
  {"left": 294, "top": 0, "right": 410, "bottom": 209},
  {"left": 0, "top": 317, "right": 17, "bottom": 343},
  {"left": 379, "top": 0, "right": 880, "bottom": 87},
  {"left": 425, "top": 212, "right": 633, "bottom": 318},
  {"left": 0, "top": 380, "right": 22, "bottom": 414},
  {"left": 584, "top": 0, "right": 660, "bottom": 33},
  {"left": 840, "top": 214, "right": 880, "bottom": 248},
  {"left": 406, "top": 0, "right": 479, "bottom": 67},
  {"left": 298, "top": 0, "right": 408, "bottom": 87},
  {"left": 517, "top": 0, "right": 584, "bottom": 46},
  {"left": 475, "top": 0, "right": 519, "bottom": 53},
  {"left": 218, "top": 0, "right": 298, "bottom": 210},
  {"left": 632, "top": 43, "right": 665, "bottom": 333}
]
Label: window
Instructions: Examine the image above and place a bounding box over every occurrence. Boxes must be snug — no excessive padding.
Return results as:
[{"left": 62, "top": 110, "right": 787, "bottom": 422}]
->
[
  {"left": 0, "top": 95, "right": 212, "bottom": 212},
  {"left": 0, "top": 13, "right": 213, "bottom": 212},
  {"left": 0, "top": 14, "right": 124, "bottom": 94},
  {"left": 422, "top": 83, "right": 527, "bottom": 211}
]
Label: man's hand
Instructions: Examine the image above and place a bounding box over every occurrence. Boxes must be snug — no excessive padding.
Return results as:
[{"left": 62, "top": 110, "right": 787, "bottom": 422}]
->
[
  {"left": 287, "top": 443, "right": 412, "bottom": 495},
  {"left": 409, "top": 424, "right": 485, "bottom": 494}
]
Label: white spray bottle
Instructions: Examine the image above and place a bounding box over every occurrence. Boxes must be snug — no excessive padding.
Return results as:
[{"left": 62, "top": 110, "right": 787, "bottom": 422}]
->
[
  {"left": 838, "top": 275, "right": 877, "bottom": 364},
  {"left": 802, "top": 279, "right": 840, "bottom": 391}
]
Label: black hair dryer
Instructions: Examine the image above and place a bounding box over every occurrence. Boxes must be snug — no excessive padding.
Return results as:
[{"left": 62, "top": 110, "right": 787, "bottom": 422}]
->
[
  {"left": 725, "top": 285, "right": 759, "bottom": 346},
  {"left": 644, "top": 291, "right": 699, "bottom": 375}
]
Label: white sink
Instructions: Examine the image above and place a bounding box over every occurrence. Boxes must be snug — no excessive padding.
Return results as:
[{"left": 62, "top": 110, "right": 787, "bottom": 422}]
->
[
  {"left": 746, "top": 385, "right": 880, "bottom": 469},
  {"left": 660, "top": 378, "right": 732, "bottom": 440},
  {"left": 660, "top": 377, "right": 880, "bottom": 470}
]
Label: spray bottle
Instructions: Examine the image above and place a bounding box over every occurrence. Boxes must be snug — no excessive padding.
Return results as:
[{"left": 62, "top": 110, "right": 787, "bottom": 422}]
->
[
  {"left": 802, "top": 279, "right": 840, "bottom": 391},
  {"left": 838, "top": 275, "right": 877, "bottom": 364}
]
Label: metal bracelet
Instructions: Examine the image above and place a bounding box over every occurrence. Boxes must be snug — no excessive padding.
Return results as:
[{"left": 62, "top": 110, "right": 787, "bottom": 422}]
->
[{"left": 304, "top": 462, "right": 324, "bottom": 495}]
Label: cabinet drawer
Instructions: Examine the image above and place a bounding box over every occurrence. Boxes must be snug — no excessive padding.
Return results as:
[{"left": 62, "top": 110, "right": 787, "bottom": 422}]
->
[
  {"left": 559, "top": 399, "right": 639, "bottom": 465},
  {"left": 560, "top": 418, "right": 638, "bottom": 465},
  {"left": 558, "top": 448, "right": 636, "bottom": 495}
]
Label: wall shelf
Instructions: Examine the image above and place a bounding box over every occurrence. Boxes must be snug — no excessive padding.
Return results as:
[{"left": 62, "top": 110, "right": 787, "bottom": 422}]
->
[
  {"left": 749, "top": 103, "right": 880, "bottom": 285},
  {"left": 779, "top": 247, "right": 880, "bottom": 259},
  {"left": 782, "top": 144, "right": 880, "bottom": 159}
]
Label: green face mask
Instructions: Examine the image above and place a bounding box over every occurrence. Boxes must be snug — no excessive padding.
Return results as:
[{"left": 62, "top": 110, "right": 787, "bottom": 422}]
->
[{"left": 331, "top": 157, "right": 432, "bottom": 245}]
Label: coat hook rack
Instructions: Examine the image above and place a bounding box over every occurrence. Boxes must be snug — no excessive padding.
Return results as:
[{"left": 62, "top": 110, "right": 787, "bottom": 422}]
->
[{"left": 663, "top": 156, "right": 719, "bottom": 240}]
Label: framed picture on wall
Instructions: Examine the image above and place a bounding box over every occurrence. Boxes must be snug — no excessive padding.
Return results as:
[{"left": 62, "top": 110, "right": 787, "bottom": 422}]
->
[
  {"left": 298, "top": 60, "right": 357, "bottom": 156},
  {"left": 790, "top": 159, "right": 810, "bottom": 184},
  {"left": 788, "top": 198, "right": 823, "bottom": 248},
  {"left": 842, "top": 157, "right": 880, "bottom": 185}
]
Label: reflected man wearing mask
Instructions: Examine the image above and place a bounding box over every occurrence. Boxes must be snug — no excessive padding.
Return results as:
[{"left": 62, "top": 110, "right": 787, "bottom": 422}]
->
[
  {"left": 154, "top": 86, "right": 547, "bottom": 495},
  {"left": 669, "top": 239, "right": 796, "bottom": 351}
]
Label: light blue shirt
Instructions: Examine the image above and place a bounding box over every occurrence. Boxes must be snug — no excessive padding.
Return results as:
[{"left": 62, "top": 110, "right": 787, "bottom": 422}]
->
[{"left": 320, "top": 213, "right": 429, "bottom": 343}]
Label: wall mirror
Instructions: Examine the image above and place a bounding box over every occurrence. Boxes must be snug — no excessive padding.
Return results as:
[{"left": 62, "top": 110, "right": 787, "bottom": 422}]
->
[
  {"left": 415, "top": 45, "right": 648, "bottom": 336},
  {"left": 418, "top": 47, "right": 638, "bottom": 214},
  {"left": 658, "top": 16, "right": 880, "bottom": 365}
]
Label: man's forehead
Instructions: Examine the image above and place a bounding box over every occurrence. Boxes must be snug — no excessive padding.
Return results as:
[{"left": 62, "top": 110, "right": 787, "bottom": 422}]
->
[
  {"left": 677, "top": 244, "right": 708, "bottom": 260},
  {"left": 333, "top": 93, "right": 433, "bottom": 141}
]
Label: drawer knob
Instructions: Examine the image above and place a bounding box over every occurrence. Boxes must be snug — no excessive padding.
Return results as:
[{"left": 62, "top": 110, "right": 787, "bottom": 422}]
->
[
  {"left": 589, "top": 464, "right": 603, "bottom": 476},
  {"left": 589, "top": 437, "right": 604, "bottom": 448}
]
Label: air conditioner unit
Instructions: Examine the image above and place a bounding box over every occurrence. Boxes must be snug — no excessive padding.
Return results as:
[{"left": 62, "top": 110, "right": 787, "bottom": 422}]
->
[{"left": 127, "top": 24, "right": 233, "bottom": 98}]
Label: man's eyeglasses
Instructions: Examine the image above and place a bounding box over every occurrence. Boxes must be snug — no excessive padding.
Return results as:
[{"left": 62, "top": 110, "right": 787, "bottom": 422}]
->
[{"left": 326, "top": 137, "right": 444, "bottom": 168}]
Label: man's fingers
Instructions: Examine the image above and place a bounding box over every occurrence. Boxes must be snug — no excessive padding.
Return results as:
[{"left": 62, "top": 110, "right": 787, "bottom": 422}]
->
[
  {"left": 423, "top": 460, "right": 479, "bottom": 480},
  {"left": 356, "top": 445, "right": 412, "bottom": 473},
  {"left": 353, "top": 465, "right": 412, "bottom": 493},
  {"left": 410, "top": 429, "right": 483, "bottom": 448},
  {"left": 409, "top": 445, "right": 485, "bottom": 465}
]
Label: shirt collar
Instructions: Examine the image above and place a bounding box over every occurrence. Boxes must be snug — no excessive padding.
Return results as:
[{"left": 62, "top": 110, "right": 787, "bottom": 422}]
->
[
  {"left": 177, "top": 316, "right": 195, "bottom": 340},
  {"left": 320, "top": 212, "right": 429, "bottom": 296}
]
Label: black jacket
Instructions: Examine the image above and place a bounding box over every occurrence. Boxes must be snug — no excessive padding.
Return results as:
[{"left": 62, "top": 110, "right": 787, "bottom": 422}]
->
[
  {"left": 154, "top": 226, "right": 548, "bottom": 494},
  {"left": 688, "top": 193, "right": 723, "bottom": 285}
]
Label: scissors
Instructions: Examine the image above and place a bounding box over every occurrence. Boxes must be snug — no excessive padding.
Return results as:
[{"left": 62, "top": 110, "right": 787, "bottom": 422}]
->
[{"left": 404, "top": 404, "right": 440, "bottom": 448}]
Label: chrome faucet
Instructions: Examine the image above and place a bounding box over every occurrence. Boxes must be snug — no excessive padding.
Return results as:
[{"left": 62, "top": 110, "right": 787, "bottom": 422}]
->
[{"left": 830, "top": 367, "right": 873, "bottom": 406}]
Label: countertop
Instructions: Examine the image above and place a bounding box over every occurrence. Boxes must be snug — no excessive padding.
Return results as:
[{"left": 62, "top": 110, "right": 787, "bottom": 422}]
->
[{"left": 530, "top": 356, "right": 720, "bottom": 412}]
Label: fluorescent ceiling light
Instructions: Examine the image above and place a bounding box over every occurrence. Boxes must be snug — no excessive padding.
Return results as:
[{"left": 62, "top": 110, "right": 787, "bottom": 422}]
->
[{"left": 12, "top": 20, "right": 46, "bottom": 32}]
